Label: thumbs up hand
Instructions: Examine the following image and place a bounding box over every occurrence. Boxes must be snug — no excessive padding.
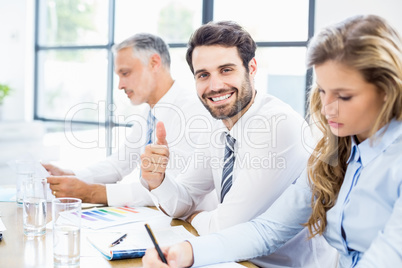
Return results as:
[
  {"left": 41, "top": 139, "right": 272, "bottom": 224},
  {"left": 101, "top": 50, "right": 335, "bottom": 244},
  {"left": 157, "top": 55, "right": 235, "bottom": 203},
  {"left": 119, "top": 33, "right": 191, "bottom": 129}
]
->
[
  {"left": 141, "top": 121, "right": 170, "bottom": 190},
  {"left": 155, "top": 121, "right": 168, "bottom": 146}
]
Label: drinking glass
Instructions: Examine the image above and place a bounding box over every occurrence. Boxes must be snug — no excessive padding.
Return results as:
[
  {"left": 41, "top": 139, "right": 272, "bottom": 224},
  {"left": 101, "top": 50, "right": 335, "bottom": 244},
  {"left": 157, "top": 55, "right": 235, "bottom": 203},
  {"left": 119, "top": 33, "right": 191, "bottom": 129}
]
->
[
  {"left": 52, "top": 198, "right": 82, "bottom": 267},
  {"left": 23, "top": 177, "right": 47, "bottom": 236},
  {"left": 16, "top": 160, "right": 36, "bottom": 206}
]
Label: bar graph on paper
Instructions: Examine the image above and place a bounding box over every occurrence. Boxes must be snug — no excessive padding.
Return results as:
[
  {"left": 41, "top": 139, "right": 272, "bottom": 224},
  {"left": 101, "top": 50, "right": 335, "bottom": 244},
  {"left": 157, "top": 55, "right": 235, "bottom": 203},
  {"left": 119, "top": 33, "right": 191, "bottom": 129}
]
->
[{"left": 80, "top": 207, "right": 164, "bottom": 229}]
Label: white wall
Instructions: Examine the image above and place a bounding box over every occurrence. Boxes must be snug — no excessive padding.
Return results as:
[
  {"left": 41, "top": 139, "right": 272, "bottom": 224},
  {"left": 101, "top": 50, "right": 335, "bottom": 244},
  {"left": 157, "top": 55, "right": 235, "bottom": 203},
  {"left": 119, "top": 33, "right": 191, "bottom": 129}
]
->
[
  {"left": 0, "top": 0, "right": 34, "bottom": 121},
  {"left": 315, "top": 0, "right": 402, "bottom": 34}
]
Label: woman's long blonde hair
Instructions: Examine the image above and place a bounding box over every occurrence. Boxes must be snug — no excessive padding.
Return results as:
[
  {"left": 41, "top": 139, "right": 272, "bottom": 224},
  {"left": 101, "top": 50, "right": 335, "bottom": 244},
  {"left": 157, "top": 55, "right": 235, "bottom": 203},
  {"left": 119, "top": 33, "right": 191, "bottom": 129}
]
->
[{"left": 305, "top": 14, "right": 402, "bottom": 236}]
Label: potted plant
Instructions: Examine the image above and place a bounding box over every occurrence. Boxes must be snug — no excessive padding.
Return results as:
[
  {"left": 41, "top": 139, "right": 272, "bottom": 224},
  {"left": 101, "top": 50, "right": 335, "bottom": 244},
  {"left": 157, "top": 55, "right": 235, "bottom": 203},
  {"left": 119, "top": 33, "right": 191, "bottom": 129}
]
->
[
  {"left": 0, "top": 83, "right": 12, "bottom": 120},
  {"left": 0, "top": 83, "right": 11, "bottom": 104}
]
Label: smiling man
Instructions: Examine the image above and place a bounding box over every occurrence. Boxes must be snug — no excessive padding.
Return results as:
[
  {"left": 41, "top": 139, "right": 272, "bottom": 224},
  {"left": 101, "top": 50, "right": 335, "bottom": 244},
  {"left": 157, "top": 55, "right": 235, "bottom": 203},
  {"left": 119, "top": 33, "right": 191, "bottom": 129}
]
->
[
  {"left": 141, "top": 21, "right": 338, "bottom": 267},
  {"left": 192, "top": 45, "right": 255, "bottom": 128}
]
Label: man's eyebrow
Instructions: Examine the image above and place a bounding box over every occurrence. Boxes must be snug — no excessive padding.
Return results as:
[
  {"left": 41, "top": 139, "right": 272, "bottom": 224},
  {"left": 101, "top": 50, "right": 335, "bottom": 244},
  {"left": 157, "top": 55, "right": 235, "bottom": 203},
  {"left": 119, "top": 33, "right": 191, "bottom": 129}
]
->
[
  {"left": 194, "top": 68, "right": 207, "bottom": 77},
  {"left": 116, "top": 68, "right": 129, "bottom": 73},
  {"left": 194, "top": 63, "right": 237, "bottom": 76},
  {"left": 218, "top": 63, "right": 237, "bottom": 69}
]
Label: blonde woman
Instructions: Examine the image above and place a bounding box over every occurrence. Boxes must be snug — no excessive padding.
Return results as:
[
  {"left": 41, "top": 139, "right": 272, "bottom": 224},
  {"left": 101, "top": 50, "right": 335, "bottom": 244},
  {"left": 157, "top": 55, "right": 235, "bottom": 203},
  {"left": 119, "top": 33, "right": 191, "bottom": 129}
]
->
[{"left": 143, "top": 14, "right": 402, "bottom": 268}]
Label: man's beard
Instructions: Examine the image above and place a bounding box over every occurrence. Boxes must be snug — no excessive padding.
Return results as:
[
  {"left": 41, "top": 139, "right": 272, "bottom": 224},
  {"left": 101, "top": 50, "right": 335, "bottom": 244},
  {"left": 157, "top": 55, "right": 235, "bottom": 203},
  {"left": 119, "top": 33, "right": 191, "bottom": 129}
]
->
[{"left": 200, "top": 73, "right": 253, "bottom": 120}]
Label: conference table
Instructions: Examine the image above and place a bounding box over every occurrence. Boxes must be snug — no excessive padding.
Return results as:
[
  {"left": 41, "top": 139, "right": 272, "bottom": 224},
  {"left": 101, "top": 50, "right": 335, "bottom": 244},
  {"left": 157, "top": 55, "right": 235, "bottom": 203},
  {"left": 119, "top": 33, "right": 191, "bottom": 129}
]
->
[{"left": 0, "top": 200, "right": 257, "bottom": 267}]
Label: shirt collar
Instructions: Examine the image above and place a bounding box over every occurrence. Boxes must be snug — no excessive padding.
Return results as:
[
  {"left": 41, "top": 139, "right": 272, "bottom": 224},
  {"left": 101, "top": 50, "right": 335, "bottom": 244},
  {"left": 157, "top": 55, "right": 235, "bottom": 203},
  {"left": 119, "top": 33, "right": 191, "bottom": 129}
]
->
[
  {"left": 347, "top": 119, "right": 402, "bottom": 167},
  {"left": 347, "top": 139, "right": 359, "bottom": 164},
  {"left": 215, "top": 90, "right": 261, "bottom": 143},
  {"left": 149, "top": 80, "right": 178, "bottom": 118}
]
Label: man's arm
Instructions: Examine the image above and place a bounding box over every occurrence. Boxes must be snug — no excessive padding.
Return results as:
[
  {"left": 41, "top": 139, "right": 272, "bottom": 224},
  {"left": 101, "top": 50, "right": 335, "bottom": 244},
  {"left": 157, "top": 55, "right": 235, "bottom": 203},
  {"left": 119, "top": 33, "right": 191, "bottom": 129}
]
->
[
  {"left": 147, "top": 137, "right": 216, "bottom": 218},
  {"left": 71, "top": 120, "right": 147, "bottom": 185},
  {"left": 44, "top": 113, "right": 149, "bottom": 205},
  {"left": 47, "top": 176, "right": 107, "bottom": 204}
]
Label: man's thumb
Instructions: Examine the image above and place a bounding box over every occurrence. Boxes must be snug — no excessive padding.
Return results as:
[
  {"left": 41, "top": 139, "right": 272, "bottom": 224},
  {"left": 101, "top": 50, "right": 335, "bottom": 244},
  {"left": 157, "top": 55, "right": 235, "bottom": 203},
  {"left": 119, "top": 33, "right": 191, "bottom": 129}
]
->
[{"left": 156, "top": 121, "right": 168, "bottom": 146}]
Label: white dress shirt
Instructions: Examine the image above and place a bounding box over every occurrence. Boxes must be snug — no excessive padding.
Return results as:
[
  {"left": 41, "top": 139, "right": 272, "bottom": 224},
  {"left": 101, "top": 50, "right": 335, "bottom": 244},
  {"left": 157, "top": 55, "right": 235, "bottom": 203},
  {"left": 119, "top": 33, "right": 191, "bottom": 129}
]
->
[
  {"left": 73, "top": 81, "right": 218, "bottom": 210},
  {"left": 149, "top": 91, "right": 337, "bottom": 267},
  {"left": 190, "top": 120, "right": 402, "bottom": 268}
]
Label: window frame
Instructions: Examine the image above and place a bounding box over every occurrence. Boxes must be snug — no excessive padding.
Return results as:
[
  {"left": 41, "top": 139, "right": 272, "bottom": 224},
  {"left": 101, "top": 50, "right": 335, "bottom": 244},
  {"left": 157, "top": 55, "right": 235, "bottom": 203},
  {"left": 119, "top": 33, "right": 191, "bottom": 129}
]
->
[{"left": 33, "top": 0, "right": 315, "bottom": 156}]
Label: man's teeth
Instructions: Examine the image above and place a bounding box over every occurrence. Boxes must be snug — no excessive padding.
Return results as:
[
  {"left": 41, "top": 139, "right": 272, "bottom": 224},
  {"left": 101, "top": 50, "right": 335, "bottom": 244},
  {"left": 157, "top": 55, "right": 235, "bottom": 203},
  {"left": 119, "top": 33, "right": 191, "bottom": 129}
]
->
[{"left": 212, "top": 94, "right": 232, "bottom": 102}]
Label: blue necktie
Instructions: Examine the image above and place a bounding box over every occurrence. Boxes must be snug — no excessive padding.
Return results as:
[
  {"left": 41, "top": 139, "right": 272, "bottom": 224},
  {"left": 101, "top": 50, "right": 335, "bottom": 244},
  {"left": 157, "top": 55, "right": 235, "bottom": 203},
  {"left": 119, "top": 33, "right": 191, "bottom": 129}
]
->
[
  {"left": 146, "top": 110, "right": 156, "bottom": 145},
  {"left": 221, "top": 133, "right": 236, "bottom": 203},
  {"left": 140, "top": 110, "right": 156, "bottom": 178}
]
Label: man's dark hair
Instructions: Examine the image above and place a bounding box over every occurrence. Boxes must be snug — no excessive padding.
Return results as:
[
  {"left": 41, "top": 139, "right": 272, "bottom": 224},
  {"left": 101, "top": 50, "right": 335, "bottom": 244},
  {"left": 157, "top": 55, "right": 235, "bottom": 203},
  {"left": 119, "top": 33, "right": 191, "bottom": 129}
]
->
[{"left": 186, "top": 21, "right": 257, "bottom": 73}]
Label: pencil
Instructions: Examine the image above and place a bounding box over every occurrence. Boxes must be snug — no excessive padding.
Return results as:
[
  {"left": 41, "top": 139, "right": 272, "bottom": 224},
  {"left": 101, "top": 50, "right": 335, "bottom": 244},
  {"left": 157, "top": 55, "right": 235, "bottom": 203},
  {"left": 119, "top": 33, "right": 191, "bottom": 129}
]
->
[{"left": 144, "top": 223, "right": 168, "bottom": 264}]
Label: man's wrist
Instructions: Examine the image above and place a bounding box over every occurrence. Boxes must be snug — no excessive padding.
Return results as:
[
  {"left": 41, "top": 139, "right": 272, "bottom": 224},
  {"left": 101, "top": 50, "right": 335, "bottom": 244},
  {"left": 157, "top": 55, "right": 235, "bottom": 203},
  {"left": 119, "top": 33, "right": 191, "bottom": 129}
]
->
[
  {"left": 147, "top": 173, "right": 165, "bottom": 190},
  {"left": 89, "top": 184, "right": 107, "bottom": 204}
]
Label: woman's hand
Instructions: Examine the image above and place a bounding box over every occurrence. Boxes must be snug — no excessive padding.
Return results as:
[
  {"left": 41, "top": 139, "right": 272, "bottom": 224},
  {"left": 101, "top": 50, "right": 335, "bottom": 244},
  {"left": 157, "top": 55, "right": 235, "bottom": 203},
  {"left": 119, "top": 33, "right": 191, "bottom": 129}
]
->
[{"left": 143, "top": 241, "right": 194, "bottom": 268}]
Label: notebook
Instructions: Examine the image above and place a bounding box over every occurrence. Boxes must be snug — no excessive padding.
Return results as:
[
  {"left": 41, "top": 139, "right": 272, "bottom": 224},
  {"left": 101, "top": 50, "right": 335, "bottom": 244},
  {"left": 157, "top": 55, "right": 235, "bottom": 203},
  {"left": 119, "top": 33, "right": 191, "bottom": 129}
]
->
[{"left": 86, "top": 225, "right": 194, "bottom": 260}]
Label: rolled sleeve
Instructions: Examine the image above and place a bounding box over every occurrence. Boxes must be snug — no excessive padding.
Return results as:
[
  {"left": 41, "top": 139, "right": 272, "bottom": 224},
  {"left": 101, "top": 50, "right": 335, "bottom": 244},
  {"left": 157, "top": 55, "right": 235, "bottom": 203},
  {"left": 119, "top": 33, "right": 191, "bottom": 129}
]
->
[{"left": 149, "top": 174, "right": 193, "bottom": 216}]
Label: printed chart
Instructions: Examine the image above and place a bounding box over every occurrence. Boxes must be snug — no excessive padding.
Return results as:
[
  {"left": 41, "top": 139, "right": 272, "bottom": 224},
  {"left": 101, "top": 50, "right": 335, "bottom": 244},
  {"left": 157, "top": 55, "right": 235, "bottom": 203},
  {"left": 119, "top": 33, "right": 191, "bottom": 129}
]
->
[{"left": 81, "top": 207, "right": 164, "bottom": 230}]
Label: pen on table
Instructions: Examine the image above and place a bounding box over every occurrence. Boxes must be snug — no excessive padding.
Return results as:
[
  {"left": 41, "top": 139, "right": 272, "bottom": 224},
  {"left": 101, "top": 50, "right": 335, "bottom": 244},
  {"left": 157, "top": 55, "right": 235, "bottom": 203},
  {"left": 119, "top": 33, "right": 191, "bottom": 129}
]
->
[
  {"left": 144, "top": 223, "right": 168, "bottom": 264},
  {"left": 109, "top": 233, "right": 127, "bottom": 248}
]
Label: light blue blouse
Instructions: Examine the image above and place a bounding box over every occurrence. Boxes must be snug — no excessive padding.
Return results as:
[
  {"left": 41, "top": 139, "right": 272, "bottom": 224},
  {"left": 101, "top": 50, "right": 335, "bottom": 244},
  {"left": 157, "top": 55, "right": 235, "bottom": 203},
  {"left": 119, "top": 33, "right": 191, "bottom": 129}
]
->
[{"left": 190, "top": 120, "right": 402, "bottom": 268}]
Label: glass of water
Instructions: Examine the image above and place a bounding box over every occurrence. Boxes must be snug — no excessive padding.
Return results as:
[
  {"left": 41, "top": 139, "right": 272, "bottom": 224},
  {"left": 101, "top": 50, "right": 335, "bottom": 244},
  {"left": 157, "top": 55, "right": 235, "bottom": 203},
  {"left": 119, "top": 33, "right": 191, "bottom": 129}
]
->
[
  {"left": 52, "top": 198, "right": 82, "bottom": 267},
  {"left": 23, "top": 177, "right": 47, "bottom": 236},
  {"left": 16, "top": 160, "right": 36, "bottom": 206}
]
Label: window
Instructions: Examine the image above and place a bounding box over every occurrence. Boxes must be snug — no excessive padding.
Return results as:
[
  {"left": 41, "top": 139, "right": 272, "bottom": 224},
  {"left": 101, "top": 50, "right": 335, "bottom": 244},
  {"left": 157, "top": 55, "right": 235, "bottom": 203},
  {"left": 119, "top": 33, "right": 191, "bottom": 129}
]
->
[{"left": 34, "top": 0, "right": 314, "bottom": 157}]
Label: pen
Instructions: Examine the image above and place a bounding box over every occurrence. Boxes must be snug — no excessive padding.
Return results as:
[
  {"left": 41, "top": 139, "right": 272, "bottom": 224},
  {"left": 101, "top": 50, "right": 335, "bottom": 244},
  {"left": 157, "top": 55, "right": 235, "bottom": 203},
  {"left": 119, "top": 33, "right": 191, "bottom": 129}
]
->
[
  {"left": 144, "top": 223, "right": 167, "bottom": 264},
  {"left": 109, "top": 233, "right": 127, "bottom": 247}
]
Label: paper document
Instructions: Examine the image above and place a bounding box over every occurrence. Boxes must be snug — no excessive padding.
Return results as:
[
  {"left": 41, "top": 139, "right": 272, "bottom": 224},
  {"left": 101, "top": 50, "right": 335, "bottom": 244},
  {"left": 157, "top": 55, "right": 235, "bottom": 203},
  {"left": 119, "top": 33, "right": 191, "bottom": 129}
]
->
[
  {"left": 6, "top": 158, "right": 55, "bottom": 202},
  {"left": 201, "top": 263, "right": 246, "bottom": 268},
  {"left": 81, "top": 206, "right": 167, "bottom": 230}
]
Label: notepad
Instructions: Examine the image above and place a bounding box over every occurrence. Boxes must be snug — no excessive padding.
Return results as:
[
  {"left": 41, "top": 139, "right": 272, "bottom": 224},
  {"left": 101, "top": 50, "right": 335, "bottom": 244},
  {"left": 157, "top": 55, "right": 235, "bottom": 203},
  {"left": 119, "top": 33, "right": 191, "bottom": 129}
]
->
[{"left": 86, "top": 225, "right": 195, "bottom": 260}]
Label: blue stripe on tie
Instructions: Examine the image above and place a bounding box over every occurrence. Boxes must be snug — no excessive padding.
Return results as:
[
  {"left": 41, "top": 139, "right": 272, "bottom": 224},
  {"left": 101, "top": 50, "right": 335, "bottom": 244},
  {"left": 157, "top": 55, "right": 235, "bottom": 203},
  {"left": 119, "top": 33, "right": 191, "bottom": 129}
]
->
[
  {"left": 221, "top": 133, "right": 236, "bottom": 203},
  {"left": 146, "top": 110, "right": 156, "bottom": 145},
  {"left": 140, "top": 110, "right": 157, "bottom": 178}
]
